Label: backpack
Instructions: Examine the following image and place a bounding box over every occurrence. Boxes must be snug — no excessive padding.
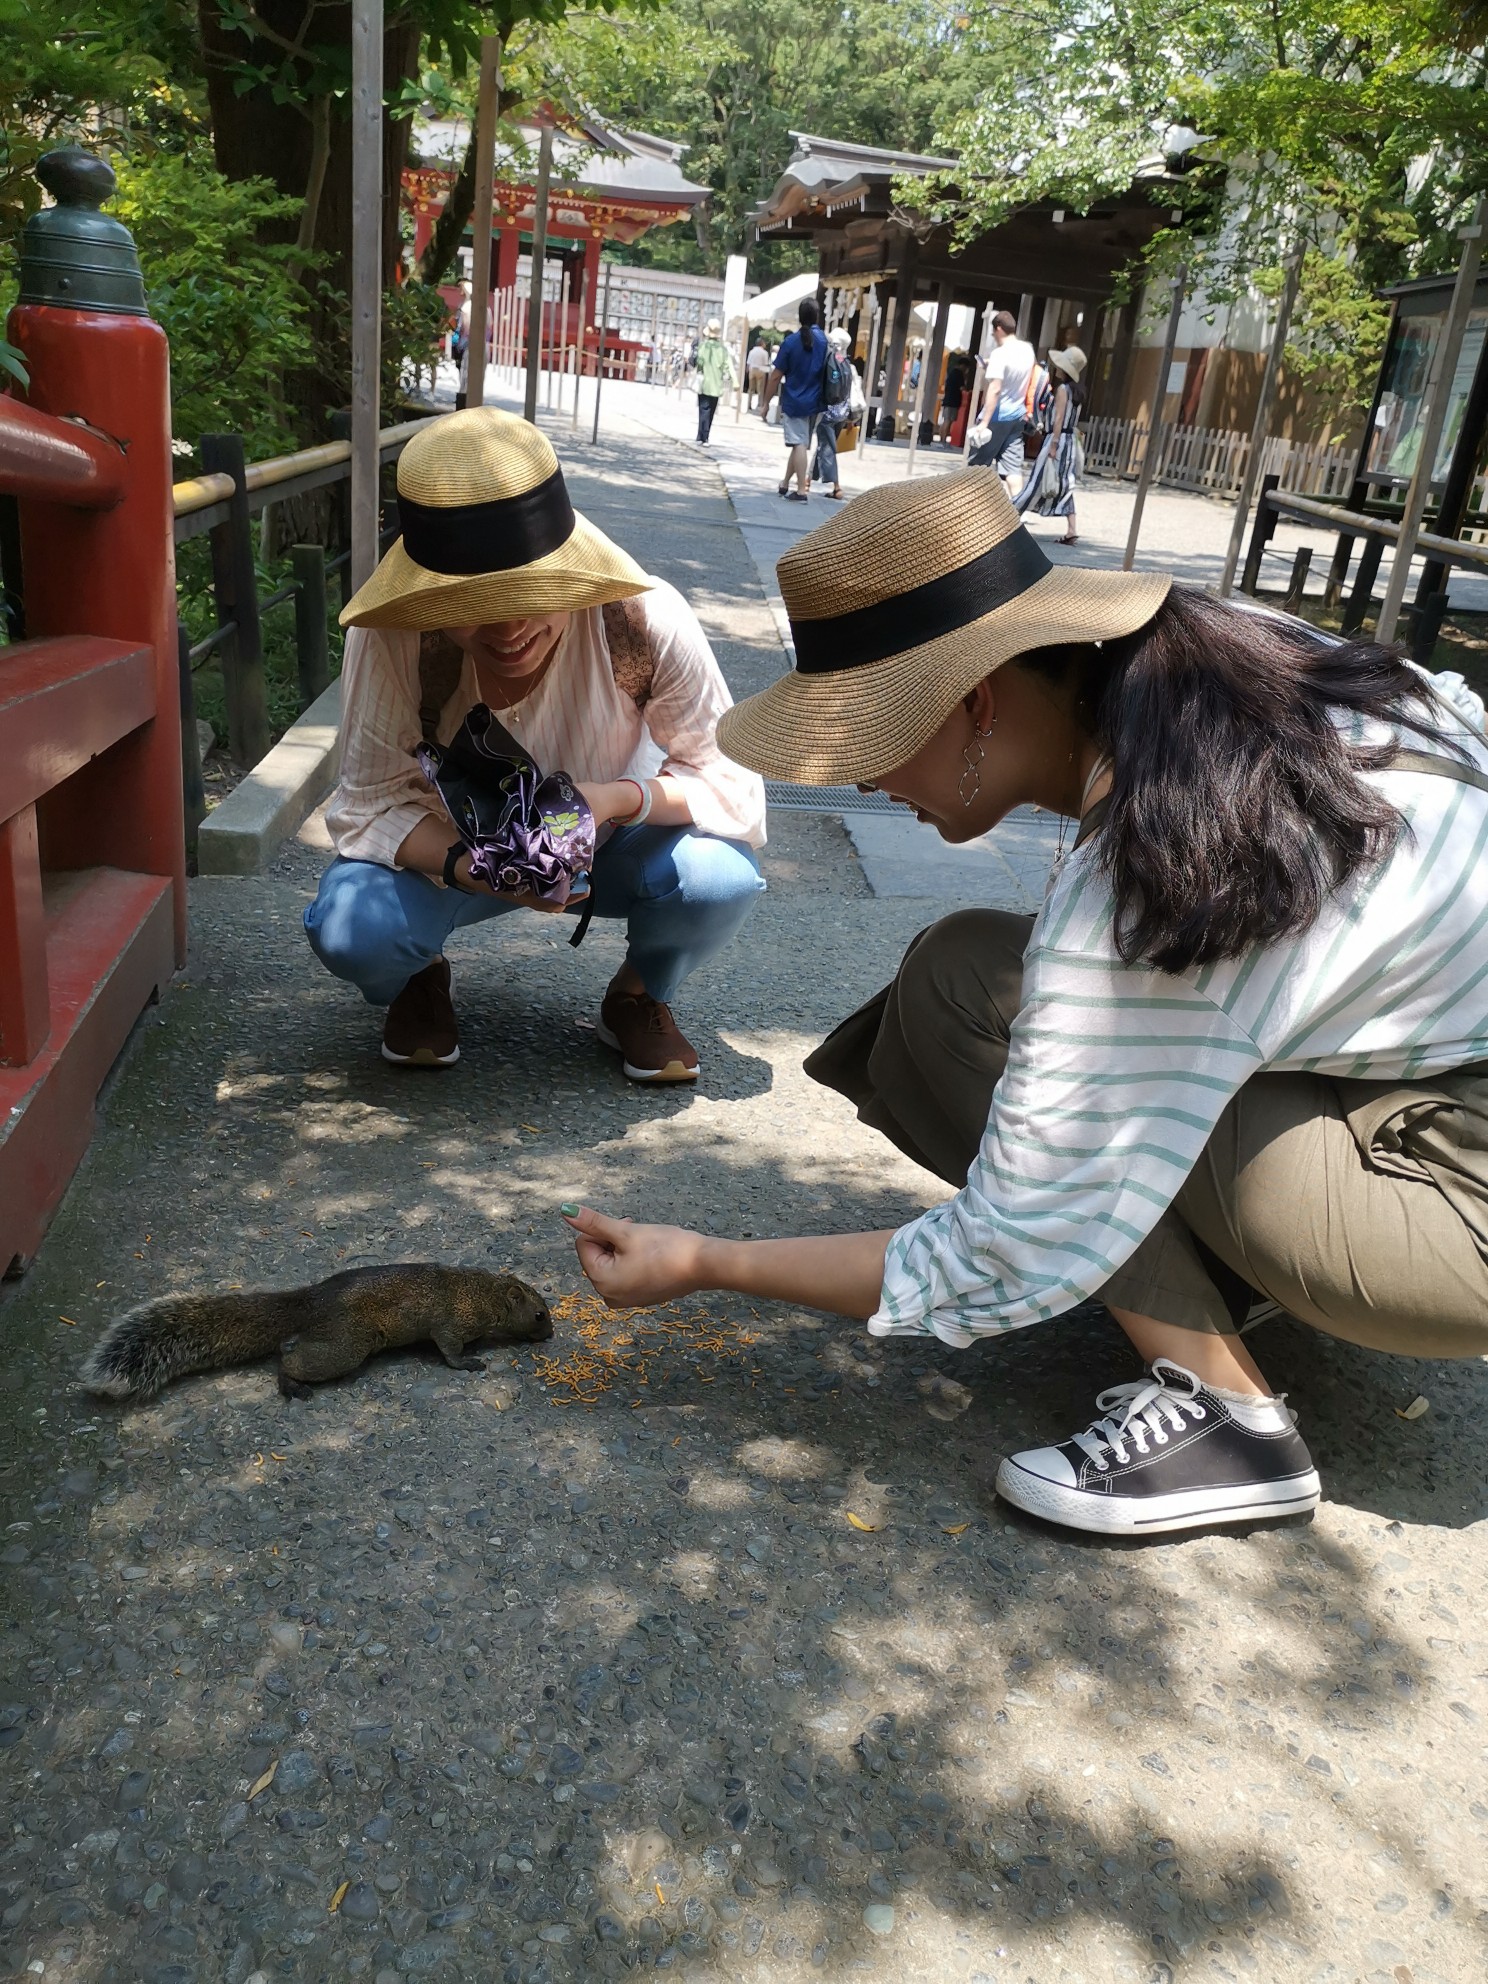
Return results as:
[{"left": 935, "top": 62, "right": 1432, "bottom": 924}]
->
[
  {"left": 417, "top": 599, "right": 655, "bottom": 744},
  {"left": 822, "top": 345, "right": 853, "bottom": 412}
]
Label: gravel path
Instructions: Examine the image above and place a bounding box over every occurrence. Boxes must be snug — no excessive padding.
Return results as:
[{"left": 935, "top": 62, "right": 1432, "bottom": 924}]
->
[{"left": 2, "top": 420, "right": 1487, "bottom": 1984}]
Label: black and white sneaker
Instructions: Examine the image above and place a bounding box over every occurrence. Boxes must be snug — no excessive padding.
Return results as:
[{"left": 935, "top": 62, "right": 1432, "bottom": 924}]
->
[{"left": 995, "top": 1359, "right": 1321, "bottom": 1537}]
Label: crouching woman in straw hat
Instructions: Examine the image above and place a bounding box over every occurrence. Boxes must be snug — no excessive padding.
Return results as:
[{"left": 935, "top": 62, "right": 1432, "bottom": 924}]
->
[
  {"left": 563, "top": 467, "right": 1488, "bottom": 1537},
  {"left": 305, "top": 408, "right": 765, "bottom": 1080}
]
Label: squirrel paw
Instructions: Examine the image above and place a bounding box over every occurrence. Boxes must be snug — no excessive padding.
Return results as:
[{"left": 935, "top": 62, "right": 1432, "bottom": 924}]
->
[
  {"left": 278, "top": 1369, "right": 315, "bottom": 1402},
  {"left": 446, "top": 1353, "right": 487, "bottom": 1373}
]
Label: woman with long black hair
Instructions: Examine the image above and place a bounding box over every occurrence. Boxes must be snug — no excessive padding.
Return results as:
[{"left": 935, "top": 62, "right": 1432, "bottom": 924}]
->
[{"left": 563, "top": 468, "right": 1488, "bottom": 1539}]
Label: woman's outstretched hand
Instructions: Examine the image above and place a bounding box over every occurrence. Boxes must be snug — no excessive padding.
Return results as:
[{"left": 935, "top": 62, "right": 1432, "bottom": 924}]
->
[{"left": 563, "top": 1205, "right": 708, "bottom": 1308}]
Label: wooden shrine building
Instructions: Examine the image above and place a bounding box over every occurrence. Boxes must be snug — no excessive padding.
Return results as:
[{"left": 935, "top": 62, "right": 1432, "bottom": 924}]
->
[
  {"left": 753, "top": 132, "right": 1189, "bottom": 440},
  {"left": 404, "top": 113, "right": 709, "bottom": 367}
]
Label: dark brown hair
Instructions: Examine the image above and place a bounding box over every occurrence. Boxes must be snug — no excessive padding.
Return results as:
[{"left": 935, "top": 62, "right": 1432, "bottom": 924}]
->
[
  {"left": 991, "top": 309, "right": 1018, "bottom": 335},
  {"left": 1015, "top": 587, "right": 1458, "bottom": 973}
]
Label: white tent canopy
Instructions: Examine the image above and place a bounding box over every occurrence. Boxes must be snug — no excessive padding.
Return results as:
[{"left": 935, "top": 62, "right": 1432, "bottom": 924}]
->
[{"left": 743, "top": 271, "right": 819, "bottom": 328}]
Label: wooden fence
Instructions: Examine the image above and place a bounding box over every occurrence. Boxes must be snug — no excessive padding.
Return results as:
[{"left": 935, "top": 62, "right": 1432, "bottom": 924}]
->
[{"left": 1082, "top": 417, "right": 1356, "bottom": 502}]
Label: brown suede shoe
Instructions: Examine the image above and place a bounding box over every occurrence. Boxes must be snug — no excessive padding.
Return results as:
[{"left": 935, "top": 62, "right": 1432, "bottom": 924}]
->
[
  {"left": 596, "top": 985, "right": 699, "bottom": 1083},
  {"left": 382, "top": 958, "right": 460, "bottom": 1067}
]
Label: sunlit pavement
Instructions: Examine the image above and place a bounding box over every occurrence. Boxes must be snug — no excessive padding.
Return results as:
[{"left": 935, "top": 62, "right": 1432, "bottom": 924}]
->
[{"left": 1, "top": 404, "right": 1485, "bottom": 1984}]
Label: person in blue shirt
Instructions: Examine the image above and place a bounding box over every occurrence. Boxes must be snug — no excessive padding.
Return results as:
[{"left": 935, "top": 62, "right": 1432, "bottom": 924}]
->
[{"left": 765, "top": 297, "right": 830, "bottom": 502}]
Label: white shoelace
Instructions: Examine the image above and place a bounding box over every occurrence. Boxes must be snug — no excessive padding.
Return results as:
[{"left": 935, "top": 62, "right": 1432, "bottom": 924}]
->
[{"left": 1070, "top": 1359, "right": 1208, "bottom": 1472}]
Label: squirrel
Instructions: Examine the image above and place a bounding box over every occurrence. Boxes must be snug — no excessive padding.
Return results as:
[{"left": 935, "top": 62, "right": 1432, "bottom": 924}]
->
[{"left": 80, "top": 1264, "right": 552, "bottom": 1402}]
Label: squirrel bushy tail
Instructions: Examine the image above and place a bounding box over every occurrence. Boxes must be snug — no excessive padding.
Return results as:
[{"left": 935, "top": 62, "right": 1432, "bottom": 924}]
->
[{"left": 80, "top": 1292, "right": 298, "bottom": 1399}]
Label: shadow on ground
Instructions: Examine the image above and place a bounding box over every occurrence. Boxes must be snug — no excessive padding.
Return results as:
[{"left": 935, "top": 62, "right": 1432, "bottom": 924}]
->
[
  {"left": 2, "top": 896, "right": 1485, "bottom": 1984},
  {"left": 1, "top": 424, "right": 1484, "bottom": 1984}
]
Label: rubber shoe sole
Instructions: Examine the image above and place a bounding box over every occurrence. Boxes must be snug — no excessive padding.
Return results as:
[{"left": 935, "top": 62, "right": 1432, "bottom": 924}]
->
[
  {"left": 995, "top": 1456, "right": 1321, "bottom": 1536},
  {"left": 380, "top": 1040, "right": 460, "bottom": 1067},
  {"left": 594, "top": 1018, "right": 697, "bottom": 1083}
]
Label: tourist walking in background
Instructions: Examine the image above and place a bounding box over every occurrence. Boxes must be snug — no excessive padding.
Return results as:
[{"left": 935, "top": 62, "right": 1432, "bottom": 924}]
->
[
  {"left": 1014, "top": 344, "right": 1087, "bottom": 543},
  {"left": 694, "top": 318, "right": 736, "bottom": 443},
  {"left": 766, "top": 297, "right": 830, "bottom": 502},
  {"left": 936, "top": 351, "right": 967, "bottom": 443},
  {"left": 811, "top": 327, "right": 864, "bottom": 502},
  {"left": 968, "top": 310, "right": 1036, "bottom": 481},
  {"left": 746, "top": 335, "right": 771, "bottom": 410}
]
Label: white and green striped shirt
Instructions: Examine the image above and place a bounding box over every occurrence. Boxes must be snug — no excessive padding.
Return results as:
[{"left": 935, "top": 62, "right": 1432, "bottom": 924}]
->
[{"left": 872, "top": 670, "right": 1488, "bottom": 1346}]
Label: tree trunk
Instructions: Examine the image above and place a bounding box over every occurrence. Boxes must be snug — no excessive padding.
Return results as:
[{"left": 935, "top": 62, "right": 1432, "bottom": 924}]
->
[
  {"left": 416, "top": 76, "right": 522, "bottom": 290},
  {"left": 196, "top": 0, "right": 421, "bottom": 439},
  {"left": 418, "top": 126, "right": 478, "bottom": 288}
]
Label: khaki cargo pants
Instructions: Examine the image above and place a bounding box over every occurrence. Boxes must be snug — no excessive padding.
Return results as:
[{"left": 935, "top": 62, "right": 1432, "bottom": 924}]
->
[{"left": 806, "top": 908, "right": 1488, "bottom": 1357}]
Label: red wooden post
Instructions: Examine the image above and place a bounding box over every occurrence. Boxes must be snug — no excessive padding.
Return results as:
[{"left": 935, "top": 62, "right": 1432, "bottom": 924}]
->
[
  {"left": 0, "top": 147, "right": 182, "bottom": 1275},
  {"left": 0, "top": 807, "right": 49, "bottom": 1065}
]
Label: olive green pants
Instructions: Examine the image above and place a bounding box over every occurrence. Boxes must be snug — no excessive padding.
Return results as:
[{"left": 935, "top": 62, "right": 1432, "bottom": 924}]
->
[{"left": 805, "top": 908, "right": 1488, "bottom": 1357}]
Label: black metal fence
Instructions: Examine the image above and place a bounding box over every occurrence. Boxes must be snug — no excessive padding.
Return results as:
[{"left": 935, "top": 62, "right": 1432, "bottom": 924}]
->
[
  {"left": 1238, "top": 470, "right": 1488, "bottom": 660},
  {"left": 169, "top": 413, "right": 440, "bottom": 851}
]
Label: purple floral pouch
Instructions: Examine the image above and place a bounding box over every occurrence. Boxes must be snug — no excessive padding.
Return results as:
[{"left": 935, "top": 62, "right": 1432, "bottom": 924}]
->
[{"left": 416, "top": 705, "right": 596, "bottom": 907}]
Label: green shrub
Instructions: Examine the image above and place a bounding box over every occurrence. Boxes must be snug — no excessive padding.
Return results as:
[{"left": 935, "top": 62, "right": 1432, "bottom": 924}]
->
[{"left": 110, "top": 146, "right": 311, "bottom": 460}]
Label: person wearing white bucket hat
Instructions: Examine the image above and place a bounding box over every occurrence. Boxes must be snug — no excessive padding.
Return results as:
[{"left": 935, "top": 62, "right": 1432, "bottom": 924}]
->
[
  {"left": 304, "top": 407, "right": 765, "bottom": 1082},
  {"left": 811, "top": 326, "right": 863, "bottom": 501},
  {"left": 563, "top": 465, "right": 1488, "bottom": 1539},
  {"left": 694, "top": 317, "right": 736, "bottom": 444}
]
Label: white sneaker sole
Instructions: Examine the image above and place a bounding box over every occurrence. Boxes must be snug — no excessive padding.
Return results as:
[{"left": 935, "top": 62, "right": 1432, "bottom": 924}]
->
[
  {"left": 995, "top": 1458, "right": 1321, "bottom": 1536},
  {"left": 380, "top": 1041, "right": 460, "bottom": 1067},
  {"left": 594, "top": 1019, "right": 698, "bottom": 1083}
]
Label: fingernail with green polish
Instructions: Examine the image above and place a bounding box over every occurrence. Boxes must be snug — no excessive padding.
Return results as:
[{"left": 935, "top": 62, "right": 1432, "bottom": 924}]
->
[{"left": 560, "top": 1202, "right": 581, "bottom": 1217}]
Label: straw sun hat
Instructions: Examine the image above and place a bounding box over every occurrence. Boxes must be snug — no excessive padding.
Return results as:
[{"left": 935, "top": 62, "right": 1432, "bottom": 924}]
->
[
  {"left": 1048, "top": 344, "right": 1087, "bottom": 381},
  {"left": 717, "top": 468, "right": 1169, "bottom": 785},
  {"left": 340, "top": 407, "right": 648, "bottom": 630}
]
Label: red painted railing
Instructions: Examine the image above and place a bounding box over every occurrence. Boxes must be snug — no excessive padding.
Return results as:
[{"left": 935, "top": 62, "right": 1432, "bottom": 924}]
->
[{"left": 0, "top": 294, "right": 184, "bottom": 1276}]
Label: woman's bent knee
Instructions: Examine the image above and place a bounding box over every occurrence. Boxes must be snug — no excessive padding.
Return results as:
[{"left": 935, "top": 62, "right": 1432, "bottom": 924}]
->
[
  {"left": 303, "top": 860, "right": 417, "bottom": 979},
  {"left": 895, "top": 907, "right": 1033, "bottom": 1029},
  {"left": 670, "top": 833, "right": 766, "bottom": 907}
]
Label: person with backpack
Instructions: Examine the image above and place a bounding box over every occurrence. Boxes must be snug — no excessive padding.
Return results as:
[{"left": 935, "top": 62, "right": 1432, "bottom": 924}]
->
[
  {"left": 304, "top": 408, "right": 765, "bottom": 1084},
  {"left": 765, "top": 296, "right": 831, "bottom": 501},
  {"left": 812, "top": 327, "right": 864, "bottom": 501}
]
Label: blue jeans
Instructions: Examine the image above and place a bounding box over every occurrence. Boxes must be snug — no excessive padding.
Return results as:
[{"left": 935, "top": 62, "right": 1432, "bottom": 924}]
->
[
  {"left": 303, "top": 824, "right": 764, "bottom": 1007},
  {"left": 813, "top": 413, "right": 840, "bottom": 487}
]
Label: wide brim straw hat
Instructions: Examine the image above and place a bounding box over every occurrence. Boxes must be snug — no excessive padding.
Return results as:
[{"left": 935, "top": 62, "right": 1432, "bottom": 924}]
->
[
  {"left": 1047, "top": 344, "right": 1087, "bottom": 381},
  {"left": 340, "top": 406, "right": 649, "bottom": 630},
  {"left": 717, "top": 468, "right": 1169, "bottom": 785}
]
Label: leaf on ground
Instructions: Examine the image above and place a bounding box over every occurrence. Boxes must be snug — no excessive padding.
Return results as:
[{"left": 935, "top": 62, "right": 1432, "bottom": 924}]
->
[
  {"left": 248, "top": 1762, "right": 277, "bottom": 1799},
  {"left": 845, "top": 1511, "right": 881, "bottom": 1532},
  {"left": 521, "top": 1123, "right": 542, "bottom": 1132},
  {"left": 1396, "top": 1395, "right": 1430, "bottom": 1420},
  {"left": 941, "top": 1522, "right": 971, "bottom": 1535},
  {"left": 328, "top": 1879, "right": 350, "bottom": 1912}
]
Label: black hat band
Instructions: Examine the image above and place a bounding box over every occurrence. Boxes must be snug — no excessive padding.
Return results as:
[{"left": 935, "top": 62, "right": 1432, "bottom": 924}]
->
[
  {"left": 398, "top": 466, "right": 576, "bottom": 577},
  {"left": 790, "top": 527, "right": 1051, "bottom": 675}
]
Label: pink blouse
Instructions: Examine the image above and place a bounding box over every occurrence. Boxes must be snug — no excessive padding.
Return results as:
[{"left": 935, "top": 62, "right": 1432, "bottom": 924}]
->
[{"left": 325, "top": 577, "right": 767, "bottom": 868}]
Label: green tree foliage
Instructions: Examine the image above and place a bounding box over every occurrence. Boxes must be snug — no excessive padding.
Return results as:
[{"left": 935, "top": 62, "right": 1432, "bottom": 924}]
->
[
  {"left": 531, "top": 0, "right": 978, "bottom": 276},
  {"left": 929, "top": 0, "right": 1488, "bottom": 421},
  {"left": 110, "top": 147, "right": 309, "bottom": 455}
]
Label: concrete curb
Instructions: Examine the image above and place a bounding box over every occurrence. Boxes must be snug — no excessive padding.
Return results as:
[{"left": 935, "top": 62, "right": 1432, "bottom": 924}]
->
[{"left": 197, "top": 678, "right": 342, "bottom": 876}]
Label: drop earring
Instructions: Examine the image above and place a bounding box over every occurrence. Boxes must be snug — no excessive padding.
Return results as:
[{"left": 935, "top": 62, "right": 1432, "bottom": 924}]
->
[{"left": 959, "top": 716, "right": 995, "bottom": 808}]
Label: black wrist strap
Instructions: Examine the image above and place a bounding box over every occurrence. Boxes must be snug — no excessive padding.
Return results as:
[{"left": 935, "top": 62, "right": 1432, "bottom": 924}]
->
[{"left": 443, "top": 841, "right": 467, "bottom": 891}]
